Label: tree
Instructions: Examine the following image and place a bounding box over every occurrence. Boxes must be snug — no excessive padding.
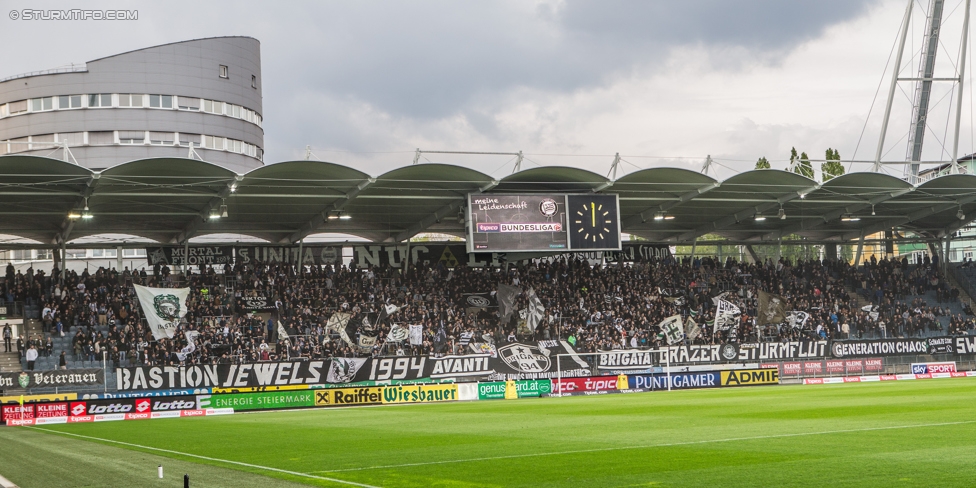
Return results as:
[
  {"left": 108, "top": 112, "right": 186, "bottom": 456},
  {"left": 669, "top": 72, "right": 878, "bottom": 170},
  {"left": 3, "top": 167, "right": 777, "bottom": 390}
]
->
[
  {"left": 822, "top": 148, "right": 845, "bottom": 181},
  {"left": 755, "top": 157, "right": 770, "bottom": 169},
  {"left": 791, "top": 148, "right": 814, "bottom": 178}
]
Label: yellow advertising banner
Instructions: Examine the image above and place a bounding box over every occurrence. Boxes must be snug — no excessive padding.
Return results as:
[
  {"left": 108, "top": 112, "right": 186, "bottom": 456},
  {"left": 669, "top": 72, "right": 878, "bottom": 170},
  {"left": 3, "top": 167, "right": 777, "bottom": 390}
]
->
[
  {"left": 381, "top": 384, "right": 458, "bottom": 404},
  {"left": 0, "top": 393, "right": 77, "bottom": 404},
  {"left": 720, "top": 369, "right": 780, "bottom": 387},
  {"left": 314, "top": 387, "right": 384, "bottom": 406}
]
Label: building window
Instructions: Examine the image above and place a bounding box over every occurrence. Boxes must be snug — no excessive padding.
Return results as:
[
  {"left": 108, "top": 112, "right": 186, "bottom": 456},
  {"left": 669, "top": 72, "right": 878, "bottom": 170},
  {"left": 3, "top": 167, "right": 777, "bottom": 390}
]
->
[
  {"left": 118, "top": 94, "right": 144, "bottom": 107},
  {"left": 9, "top": 137, "right": 28, "bottom": 153},
  {"left": 178, "top": 133, "right": 200, "bottom": 147},
  {"left": 58, "top": 95, "right": 83, "bottom": 109},
  {"left": 251, "top": 74, "right": 257, "bottom": 88},
  {"left": 8, "top": 100, "right": 27, "bottom": 114},
  {"left": 149, "top": 95, "right": 173, "bottom": 109},
  {"left": 87, "top": 131, "right": 115, "bottom": 145},
  {"left": 30, "top": 134, "right": 56, "bottom": 150},
  {"left": 91, "top": 249, "right": 118, "bottom": 258},
  {"left": 203, "top": 135, "right": 225, "bottom": 150},
  {"left": 122, "top": 248, "right": 146, "bottom": 258},
  {"left": 219, "top": 65, "right": 228, "bottom": 78},
  {"left": 88, "top": 94, "right": 112, "bottom": 108},
  {"left": 66, "top": 249, "right": 86, "bottom": 259},
  {"left": 57, "top": 132, "right": 84, "bottom": 146},
  {"left": 177, "top": 96, "right": 200, "bottom": 111},
  {"left": 227, "top": 139, "right": 242, "bottom": 153},
  {"left": 36, "top": 250, "right": 53, "bottom": 260},
  {"left": 30, "top": 97, "right": 54, "bottom": 112},
  {"left": 10, "top": 250, "right": 32, "bottom": 262},
  {"left": 118, "top": 131, "right": 146, "bottom": 145},
  {"left": 149, "top": 131, "right": 175, "bottom": 145}
]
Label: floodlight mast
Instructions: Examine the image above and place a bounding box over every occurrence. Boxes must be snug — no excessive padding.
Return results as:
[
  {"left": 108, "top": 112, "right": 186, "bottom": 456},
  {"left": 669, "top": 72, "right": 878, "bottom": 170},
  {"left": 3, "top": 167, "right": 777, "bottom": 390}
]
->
[{"left": 875, "top": 0, "right": 972, "bottom": 178}]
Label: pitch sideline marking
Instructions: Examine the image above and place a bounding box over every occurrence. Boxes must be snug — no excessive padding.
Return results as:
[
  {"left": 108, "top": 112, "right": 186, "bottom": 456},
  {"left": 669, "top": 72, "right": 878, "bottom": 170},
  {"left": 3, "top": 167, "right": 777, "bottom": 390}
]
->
[
  {"left": 28, "top": 427, "right": 379, "bottom": 488},
  {"left": 313, "top": 420, "right": 976, "bottom": 473},
  {"left": 0, "top": 472, "right": 20, "bottom": 488}
]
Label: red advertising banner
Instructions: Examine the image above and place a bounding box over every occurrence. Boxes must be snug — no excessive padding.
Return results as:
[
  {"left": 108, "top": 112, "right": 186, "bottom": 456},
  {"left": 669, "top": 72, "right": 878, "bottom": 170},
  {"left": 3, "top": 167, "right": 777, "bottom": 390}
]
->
[
  {"left": 782, "top": 362, "right": 801, "bottom": 375},
  {"left": 825, "top": 360, "right": 844, "bottom": 374},
  {"left": 844, "top": 360, "right": 864, "bottom": 374},
  {"left": 803, "top": 361, "right": 823, "bottom": 375},
  {"left": 35, "top": 402, "right": 67, "bottom": 418},
  {"left": 2, "top": 404, "right": 33, "bottom": 422},
  {"left": 552, "top": 376, "right": 621, "bottom": 394},
  {"left": 864, "top": 358, "right": 883, "bottom": 372}
]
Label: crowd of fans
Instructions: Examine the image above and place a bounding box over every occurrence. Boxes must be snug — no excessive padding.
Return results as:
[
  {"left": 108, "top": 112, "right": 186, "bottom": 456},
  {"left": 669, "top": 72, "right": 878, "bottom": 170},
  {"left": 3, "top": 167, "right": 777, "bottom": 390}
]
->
[{"left": 1, "top": 250, "right": 974, "bottom": 371}]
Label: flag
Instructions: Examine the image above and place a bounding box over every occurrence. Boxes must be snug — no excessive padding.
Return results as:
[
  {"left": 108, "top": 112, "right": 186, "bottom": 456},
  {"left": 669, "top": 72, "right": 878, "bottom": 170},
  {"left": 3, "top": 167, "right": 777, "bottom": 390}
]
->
[
  {"left": 459, "top": 331, "right": 474, "bottom": 346},
  {"left": 358, "top": 332, "right": 378, "bottom": 351},
  {"left": 408, "top": 324, "right": 423, "bottom": 345},
  {"left": 786, "top": 311, "right": 810, "bottom": 329},
  {"left": 757, "top": 291, "right": 788, "bottom": 326},
  {"left": 496, "top": 284, "right": 521, "bottom": 323},
  {"left": 326, "top": 312, "right": 355, "bottom": 347},
  {"left": 526, "top": 288, "right": 544, "bottom": 332},
  {"left": 327, "top": 358, "right": 366, "bottom": 383},
  {"left": 713, "top": 299, "right": 741, "bottom": 332},
  {"left": 377, "top": 304, "right": 399, "bottom": 324},
  {"left": 685, "top": 317, "right": 701, "bottom": 341},
  {"left": 277, "top": 321, "right": 290, "bottom": 345},
  {"left": 174, "top": 330, "right": 200, "bottom": 361},
  {"left": 387, "top": 325, "right": 409, "bottom": 343},
  {"left": 458, "top": 293, "right": 498, "bottom": 309},
  {"left": 134, "top": 284, "right": 190, "bottom": 340},
  {"left": 659, "top": 315, "right": 685, "bottom": 344}
]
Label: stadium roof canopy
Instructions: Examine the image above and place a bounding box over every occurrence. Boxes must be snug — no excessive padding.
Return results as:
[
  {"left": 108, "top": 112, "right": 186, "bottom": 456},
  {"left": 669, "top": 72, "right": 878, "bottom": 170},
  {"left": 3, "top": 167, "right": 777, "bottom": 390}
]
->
[{"left": 2, "top": 154, "right": 976, "bottom": 246}]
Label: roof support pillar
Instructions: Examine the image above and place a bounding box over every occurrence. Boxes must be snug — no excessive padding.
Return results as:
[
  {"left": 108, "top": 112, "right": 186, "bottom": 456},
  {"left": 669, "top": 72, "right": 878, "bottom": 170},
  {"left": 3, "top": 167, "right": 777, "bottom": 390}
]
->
[{"left": 854, "top": 233, "right": 865, "bottom": 268}]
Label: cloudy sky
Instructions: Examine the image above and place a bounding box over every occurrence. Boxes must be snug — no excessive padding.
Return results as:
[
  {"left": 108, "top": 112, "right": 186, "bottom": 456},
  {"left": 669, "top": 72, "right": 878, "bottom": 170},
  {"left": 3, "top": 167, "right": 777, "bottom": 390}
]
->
[{"left": 4, "top": 0, "right": 974, "bottom": 180}]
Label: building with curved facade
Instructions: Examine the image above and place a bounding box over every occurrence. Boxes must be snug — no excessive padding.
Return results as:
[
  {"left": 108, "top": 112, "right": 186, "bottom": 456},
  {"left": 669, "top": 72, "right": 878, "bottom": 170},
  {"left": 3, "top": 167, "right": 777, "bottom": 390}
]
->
[{"left": 0, "top": 36, "right": 263, "bottom": 173}]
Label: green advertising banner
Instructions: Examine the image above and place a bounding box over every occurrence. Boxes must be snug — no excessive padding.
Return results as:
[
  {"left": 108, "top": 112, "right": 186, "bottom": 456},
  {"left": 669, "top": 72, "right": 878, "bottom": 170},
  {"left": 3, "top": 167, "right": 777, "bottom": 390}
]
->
[
  {"left": 478, "top": 380, "right": 551, "bottom": 400},
  {"left": 201, "top": 390, "right": 315, "bottom": 411}
]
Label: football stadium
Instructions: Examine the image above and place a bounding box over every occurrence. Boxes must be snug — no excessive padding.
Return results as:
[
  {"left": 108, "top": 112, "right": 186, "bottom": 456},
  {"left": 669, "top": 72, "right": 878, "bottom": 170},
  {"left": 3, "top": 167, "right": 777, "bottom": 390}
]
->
[{"left": 4, "top": 2, "right": 976, "bottom": 487}]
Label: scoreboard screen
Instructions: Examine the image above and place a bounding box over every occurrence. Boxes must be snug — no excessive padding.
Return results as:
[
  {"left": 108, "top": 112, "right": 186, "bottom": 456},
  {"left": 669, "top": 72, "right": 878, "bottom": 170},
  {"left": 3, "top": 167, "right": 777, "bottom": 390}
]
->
[
  {"left": 467, "top": 194, "right": 568, "bottom": 253},
  {"left": 467, "top": 193, "right": 621, "bottom": 253}
]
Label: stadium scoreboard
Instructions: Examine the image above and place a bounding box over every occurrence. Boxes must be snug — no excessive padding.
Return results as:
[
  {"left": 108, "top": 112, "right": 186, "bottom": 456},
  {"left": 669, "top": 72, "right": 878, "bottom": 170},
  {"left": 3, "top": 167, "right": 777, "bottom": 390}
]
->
[{"left": 467, "top": 193, "right": 621, "bottom": 253}]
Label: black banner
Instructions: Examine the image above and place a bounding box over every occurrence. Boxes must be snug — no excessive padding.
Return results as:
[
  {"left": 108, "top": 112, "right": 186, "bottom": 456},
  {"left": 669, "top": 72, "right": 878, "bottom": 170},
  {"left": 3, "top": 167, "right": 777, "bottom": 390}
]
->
[
  {"left": 239, "top": 296, "right": 275, "bottom": 311},
  {"left": 927, "top": 337, "right": 955, "bottom": 354},
  {"left": 598, "top": 341, "right": 830, "bottom": 369},
  {"left": 147, "top": 246, "right": 234, "bottom": 266},
  {"left": 0, "top": 369, "right": 104, "bottom": 389},
  {"left": 458, "top": 293, "right": 498, "bottom": 309},
  {"left": 352, "top": 243, "right": 502, "bottom": 268},
  {"left": 145, "top": 246, "right": 343, "bottom": 267},
  {"left": 117, "top": 341, "right": 590, "bottom": 391},
  {"left": 606, "top": 243, "right": 672, "bottom": 262},
  {"left": 956, "top": 336, "right": 976, "bottom": 355},
  {"left": 830, "top": 338, "right": 930, "bottom": 358}
]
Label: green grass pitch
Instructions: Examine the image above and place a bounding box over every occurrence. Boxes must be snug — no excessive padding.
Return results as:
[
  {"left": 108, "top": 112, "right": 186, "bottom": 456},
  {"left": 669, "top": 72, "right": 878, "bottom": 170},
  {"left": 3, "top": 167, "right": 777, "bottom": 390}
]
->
[{"left": 2, "top": 379, "right": 976, "bottom": 487}]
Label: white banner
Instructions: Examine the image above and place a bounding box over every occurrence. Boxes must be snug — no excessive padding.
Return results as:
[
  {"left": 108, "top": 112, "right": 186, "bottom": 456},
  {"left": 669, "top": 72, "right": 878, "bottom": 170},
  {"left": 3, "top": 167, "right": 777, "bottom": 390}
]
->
[
  {"left": 409, "top": 324, "right": 424, "bottom": 346},
  {"left": 134, "top": 284, "right": 190, "bottom": 340},
  {"left": 714, "top": 299, "right": 741, "bottom": 332}
]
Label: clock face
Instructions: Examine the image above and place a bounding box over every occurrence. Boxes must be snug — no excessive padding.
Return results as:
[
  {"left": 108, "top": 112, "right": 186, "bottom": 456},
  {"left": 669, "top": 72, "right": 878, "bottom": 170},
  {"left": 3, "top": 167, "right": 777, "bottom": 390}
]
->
[{"left": 567, "top": 194, "right": 620, "bottom": 250}]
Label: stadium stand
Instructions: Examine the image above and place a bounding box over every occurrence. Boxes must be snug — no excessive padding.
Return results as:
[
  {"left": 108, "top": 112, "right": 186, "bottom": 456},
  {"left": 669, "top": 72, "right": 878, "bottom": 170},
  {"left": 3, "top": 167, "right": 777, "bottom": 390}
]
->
[{"left": 4, "top": 252, "right": 974, "bottom": 376}]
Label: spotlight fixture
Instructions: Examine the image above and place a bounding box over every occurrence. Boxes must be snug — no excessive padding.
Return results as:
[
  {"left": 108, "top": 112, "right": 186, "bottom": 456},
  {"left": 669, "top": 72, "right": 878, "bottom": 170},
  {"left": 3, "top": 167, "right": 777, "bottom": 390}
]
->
[
  {"left": 653, "top": 211, "right": 665, "bottom": 221},
  {"left": 663, "top": 214, "right": 674, "bottom": 220},
  {"left": 754, "top": 212, "right": 766, "bottom": 221},
  {"left": 871, "top": 205, "right": 876, "bottom": 216},
  {"left": 339, "top": 213, "right": 352, "bottom": 220},
  {"left": 841, "top": 214, "right": 860, "bottom": 222},
  {"left": 777, "top": 207, "right": 786, "bottom": 220},
  {"left": 327, "top": 210, "right": 340, "bottom": 220},
  {"left": 209, "top": 207, "right": 221, "bottom": 219},
  {"left": 958, "top": 207, "right": 966, "bottom": 221},
  {"left": 220, "top": 202, "right": 228, "bottom": 218},
  {"left": 67, "top": 210, "right": 81, "bottom": 220},
  {"left": 81, "top": 198, "right": 93, "bottom": 219}
]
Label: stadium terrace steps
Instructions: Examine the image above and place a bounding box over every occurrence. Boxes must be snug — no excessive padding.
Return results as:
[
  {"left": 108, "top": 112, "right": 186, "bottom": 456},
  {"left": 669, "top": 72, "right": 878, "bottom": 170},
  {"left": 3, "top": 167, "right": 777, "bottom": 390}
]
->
[{"left": 0, "top": 352, "right": 20, "bottom": 372}]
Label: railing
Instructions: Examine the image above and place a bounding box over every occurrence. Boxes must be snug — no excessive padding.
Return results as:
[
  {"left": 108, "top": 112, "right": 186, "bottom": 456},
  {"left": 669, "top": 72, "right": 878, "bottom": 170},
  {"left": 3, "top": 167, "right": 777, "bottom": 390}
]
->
[
  {"left": 0, "top": 65, "right": 87, "bottom": 83},
  {"left": 0, "top": 301, "right": 24, "bottom": 318}
]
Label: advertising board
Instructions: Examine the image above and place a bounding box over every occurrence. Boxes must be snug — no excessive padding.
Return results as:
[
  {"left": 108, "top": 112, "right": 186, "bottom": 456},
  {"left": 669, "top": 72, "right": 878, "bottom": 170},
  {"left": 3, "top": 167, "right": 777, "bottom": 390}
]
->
[
  {"left": 197, "top": 391, "right": 315, "bottom": 411},
  {"left": 719, "top": 369, "right": 779, "bottom": 387}
]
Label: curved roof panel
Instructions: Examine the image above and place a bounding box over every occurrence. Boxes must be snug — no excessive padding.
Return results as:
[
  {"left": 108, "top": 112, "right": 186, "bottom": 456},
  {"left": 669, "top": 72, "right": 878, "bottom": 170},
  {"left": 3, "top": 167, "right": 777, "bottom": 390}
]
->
[{"left": 0, "top": 155, "right": 970, "bottom": 245}]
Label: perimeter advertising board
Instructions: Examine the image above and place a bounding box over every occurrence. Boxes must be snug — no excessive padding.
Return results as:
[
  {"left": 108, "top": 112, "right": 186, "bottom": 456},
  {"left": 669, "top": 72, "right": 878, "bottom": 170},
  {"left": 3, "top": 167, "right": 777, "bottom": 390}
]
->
[{"left": 197, "top": 391, "right": 314, "bottom": 411}]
